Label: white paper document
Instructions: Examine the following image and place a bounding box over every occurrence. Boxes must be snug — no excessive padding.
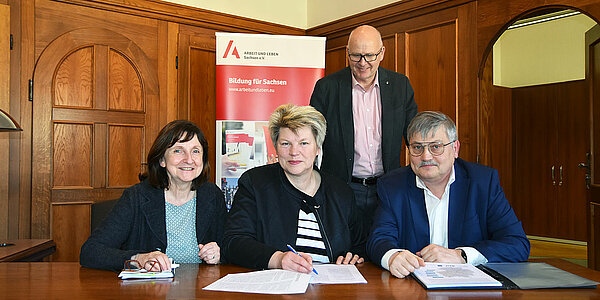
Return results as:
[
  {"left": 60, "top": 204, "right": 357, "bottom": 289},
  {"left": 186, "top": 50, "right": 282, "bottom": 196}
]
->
[
  {"left": 311, "top": 264, "right": 367, "bottom": 284},
  {"left": 412, "top": 263, "right": 502, "bottom": 289},
  {"left": 202, "top": 269, "right": 312, "bottom": 294}
]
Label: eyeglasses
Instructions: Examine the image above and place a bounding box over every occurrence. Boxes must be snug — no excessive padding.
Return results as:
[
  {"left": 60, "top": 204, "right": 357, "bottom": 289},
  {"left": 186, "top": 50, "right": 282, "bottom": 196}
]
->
[
  {"left": 123, "top": 259, "right": 164, "bottom": 272},
  {"left": 347, "top": 47, "right": 383, "bottom": 62},
  {"left": 408, "top": 141, "right": 455, "bottom": 157}
]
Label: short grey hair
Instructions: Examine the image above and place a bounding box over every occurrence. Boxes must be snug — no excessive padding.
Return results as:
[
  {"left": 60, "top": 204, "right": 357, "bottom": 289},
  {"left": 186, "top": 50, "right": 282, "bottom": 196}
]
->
[
  {"left": 268, "top": 104, "right": 326, "bottom": 148},
  {"left": 407, "top": 111, "right": 457, "bottom": 143}
]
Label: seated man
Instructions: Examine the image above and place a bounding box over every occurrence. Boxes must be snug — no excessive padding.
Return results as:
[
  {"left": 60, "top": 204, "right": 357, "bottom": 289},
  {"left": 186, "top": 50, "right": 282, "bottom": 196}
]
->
[{"left": 367, "top": 111, "right": 530, "bottom": 278}]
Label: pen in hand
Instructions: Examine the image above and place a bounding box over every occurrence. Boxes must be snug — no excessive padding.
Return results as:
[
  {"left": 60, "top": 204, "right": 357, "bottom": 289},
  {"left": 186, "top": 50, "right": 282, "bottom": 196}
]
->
[{"left": 286, "top": 244, "right": 318, "bottom": 275}]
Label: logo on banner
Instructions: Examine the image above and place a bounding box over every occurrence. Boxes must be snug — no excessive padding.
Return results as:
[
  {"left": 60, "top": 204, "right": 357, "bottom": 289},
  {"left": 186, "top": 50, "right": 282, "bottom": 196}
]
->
[{"left": 223, "top": 40, "right": 240, "bottom": 59}]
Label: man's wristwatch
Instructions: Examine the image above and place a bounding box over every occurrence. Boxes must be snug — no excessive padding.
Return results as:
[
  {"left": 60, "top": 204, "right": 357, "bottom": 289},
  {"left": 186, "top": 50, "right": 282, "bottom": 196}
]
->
[{"left": 459, "top": 249, "right": 468, "bottom": 263}]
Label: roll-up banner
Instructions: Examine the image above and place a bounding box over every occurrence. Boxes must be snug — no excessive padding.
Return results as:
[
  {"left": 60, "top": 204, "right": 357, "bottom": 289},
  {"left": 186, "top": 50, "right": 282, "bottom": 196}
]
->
[{"left": 215, "top": 33, "right": 325, "bottom": 209}]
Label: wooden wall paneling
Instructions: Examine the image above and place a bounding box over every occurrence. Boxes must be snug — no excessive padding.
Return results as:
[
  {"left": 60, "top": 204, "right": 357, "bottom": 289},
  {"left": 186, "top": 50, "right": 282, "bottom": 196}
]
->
[
  {"left": 16, "top": 0, "right": 34, "bottom": 239},
  {"left": 50, "top": 202, "right": 91, "bottom": 261},
  {"left": 177, "top": 25, "right": 217, "bottom": 182},
  {"left": 380, "top": 35, "right": 396, "bottom": 71},
  {"left": 478, "top": 52, "right": 514, "bottom": 206},
  {"left": 157, "top": 20, "right": 179, "bottom": 125},
  {"left": 107, "top": 124, "right": 144, "bottom": 188},
  {"left": 0, "top": 3, "right": 10, "bottom": 239},
  {"left": 324, "top": 47, "right": 346, "bottom": 77},
  {"left": 556, "top": 80, "right": 589, "bottom": 241},
  {"left": 405, "top": 20, "right": 457, "bottom": 115}
]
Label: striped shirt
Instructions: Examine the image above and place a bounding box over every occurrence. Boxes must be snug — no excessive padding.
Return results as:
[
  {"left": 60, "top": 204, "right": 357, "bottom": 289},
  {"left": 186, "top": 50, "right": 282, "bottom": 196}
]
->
[{"left": 295, "top": 208, "right": 329, "bottom": 263}]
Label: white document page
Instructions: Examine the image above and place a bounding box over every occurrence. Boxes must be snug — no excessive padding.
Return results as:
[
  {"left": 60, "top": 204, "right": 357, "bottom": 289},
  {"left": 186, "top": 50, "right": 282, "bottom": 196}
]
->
[
  {"left": 310, "top": 264, "right": 367, "bottom": 284},
  {"left": 412, "top": 263, "right": 502, "bottom": 289},
  {"left": 202, "top": 269, "right": 311, "bottom": 294}
]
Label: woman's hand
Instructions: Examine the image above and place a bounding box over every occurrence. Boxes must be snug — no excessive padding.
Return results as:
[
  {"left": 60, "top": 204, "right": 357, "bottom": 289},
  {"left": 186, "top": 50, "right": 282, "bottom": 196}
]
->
[
  {"left": 269, "top": 251, "right": 313, "bottom": 274},
  {"left": 335, "top": 252, "right": 364, "bottom": 265},
  {"left": 134, "top": 251, "right": 171, "bottom": 271},
  {"left": 198, "top": 242, "right": 220, "bottom": 264}
]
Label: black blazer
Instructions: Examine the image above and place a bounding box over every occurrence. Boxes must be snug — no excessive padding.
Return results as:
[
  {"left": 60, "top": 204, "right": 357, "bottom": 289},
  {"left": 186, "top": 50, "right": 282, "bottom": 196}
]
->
[
  {"left": 222, "top": 163, "right": 366, "bottom": 270},
  {"left": 79, "top": 180, "right": 226, "bottom": 272},
  {"left": 310, "top": 67, "right": 418, "bottom": 182}
]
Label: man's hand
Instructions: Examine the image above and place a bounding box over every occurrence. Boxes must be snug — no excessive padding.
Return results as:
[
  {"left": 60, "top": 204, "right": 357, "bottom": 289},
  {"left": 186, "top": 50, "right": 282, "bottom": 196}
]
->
[
  {"left": 416, "top": 244, "right": 464, "bottom": 263},
  {"left": 388, "top": 250, "right": 425, "bottom": 278}
]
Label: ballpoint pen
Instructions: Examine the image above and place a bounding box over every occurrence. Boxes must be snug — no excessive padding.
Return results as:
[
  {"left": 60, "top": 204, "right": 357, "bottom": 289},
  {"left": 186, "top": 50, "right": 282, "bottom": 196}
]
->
[{"left": 286, "top": 244, "right": 318, "bottom": 275}]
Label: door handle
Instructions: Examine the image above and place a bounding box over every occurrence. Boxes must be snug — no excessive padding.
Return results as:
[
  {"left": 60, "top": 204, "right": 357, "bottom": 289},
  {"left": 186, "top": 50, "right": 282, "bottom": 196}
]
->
[
  {"left": 559, "top": 165, "right": 563, "bottom": 186},
  {"left": 578, "top": 152, "right": 591, "bottom": 189},
  {"left": 552, "top": 165, "right": 555, "bottom": 186}
]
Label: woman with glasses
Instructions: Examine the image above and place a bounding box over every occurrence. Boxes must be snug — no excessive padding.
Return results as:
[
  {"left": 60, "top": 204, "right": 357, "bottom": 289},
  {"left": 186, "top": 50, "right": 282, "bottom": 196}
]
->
[
  {"left": 80, "top": 120, "right": 226, "bottom": 272},
  {"left": 223, "top": 104, "right": 366, "bottom": 273}
]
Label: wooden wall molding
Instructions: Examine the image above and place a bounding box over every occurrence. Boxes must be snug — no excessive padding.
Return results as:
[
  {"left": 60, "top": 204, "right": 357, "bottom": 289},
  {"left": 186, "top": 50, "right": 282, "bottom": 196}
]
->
[
  {"left": 307, "top": 0, "right": 473, "bottom": 38},
  {"left": 53, "top": 0, "right": 304, "bottom": 35}
]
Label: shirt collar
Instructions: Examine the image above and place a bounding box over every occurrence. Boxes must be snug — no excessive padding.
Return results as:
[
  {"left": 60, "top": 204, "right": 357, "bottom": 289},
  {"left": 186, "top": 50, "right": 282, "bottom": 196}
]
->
[{"left": 351, "top": 70, "right": 379, "bottom": 91}]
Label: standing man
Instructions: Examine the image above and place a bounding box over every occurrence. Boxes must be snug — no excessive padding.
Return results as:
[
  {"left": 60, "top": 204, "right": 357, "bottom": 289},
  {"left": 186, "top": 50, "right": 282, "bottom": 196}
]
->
[
  {"left": 310, "top": 25, "right": 418, "bottom": 235},
  {"left": 367, "top": 111, "right": 530, "bottom": 279}
]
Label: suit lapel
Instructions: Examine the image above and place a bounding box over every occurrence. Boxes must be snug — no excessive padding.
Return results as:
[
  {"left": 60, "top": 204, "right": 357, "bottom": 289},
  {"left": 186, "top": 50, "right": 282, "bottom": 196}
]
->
[
  {"left": 407, "top": 173, "right": 430, "bottom": 249},
  {"left": 448, "top": 162, "right": 469, "bottom": 248},
  {"left": 378, "top": 68, "right": 395, "bottom": 172},
  {"left": 141, "top": 186, "right": 167, "bottom": 247},
  {"left": 339, "top": 68, "right": 354, "bottom": 176}
]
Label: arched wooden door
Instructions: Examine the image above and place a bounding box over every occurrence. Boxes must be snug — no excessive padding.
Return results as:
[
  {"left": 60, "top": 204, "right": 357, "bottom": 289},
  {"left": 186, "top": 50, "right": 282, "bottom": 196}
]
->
[{"left": 31, "top": 28, "right": 159, "bottom": 259}]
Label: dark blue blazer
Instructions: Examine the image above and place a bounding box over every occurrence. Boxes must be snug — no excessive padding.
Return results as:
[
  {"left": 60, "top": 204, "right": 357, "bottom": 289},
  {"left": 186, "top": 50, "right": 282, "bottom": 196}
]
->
[{"left": 367, "top": 158, "right": 530, "bottom": 266}]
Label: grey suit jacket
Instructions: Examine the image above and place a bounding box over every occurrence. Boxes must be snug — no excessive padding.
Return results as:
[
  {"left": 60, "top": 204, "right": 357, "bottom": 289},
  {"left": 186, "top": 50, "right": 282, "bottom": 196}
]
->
[{"left": 310, "top": 67, "right": 417, "bottom": 182}]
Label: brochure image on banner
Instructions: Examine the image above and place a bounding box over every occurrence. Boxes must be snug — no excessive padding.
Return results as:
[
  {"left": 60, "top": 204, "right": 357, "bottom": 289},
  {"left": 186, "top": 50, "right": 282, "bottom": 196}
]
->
[{"left": 218, "top": 121, "right": 270, "bottom": 178}]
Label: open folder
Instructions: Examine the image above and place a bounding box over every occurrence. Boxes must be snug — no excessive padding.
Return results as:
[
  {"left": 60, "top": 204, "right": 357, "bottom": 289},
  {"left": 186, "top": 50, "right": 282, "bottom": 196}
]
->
[{"left": 412, "top": 262, "right": 599, "bottom": 290}]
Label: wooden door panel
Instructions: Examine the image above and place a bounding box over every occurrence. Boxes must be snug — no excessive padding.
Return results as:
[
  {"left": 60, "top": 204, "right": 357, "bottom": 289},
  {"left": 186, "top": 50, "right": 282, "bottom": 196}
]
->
[
  {"left": 556, "top": 80, "right": 589, "bottom": 241},
  {"left": 587, "top": 24, "right": 600, "bottom": 269},
  {"left": 52, "top": 122, "right": 93, "bottom": 188},
  {"left": 54, "top": 47, "right": 93, "bottom": 108},
  {"left": 513, "top": 86, "right": 558, "bottom": 237},
  {"left": 108, "top": 124, "right": 144, "bottom": 188},
  {"left": 33, "top": 27, "right": 159, "bottom": 245},
  {"left": 108, "top": 50, "right": 143, "bottom": 112}
]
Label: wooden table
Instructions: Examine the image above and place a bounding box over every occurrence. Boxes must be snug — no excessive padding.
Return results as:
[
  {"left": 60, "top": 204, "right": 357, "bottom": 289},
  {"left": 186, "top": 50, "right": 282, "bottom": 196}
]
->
[
  {"left": 1, "top": 259, "right": 599, "bottom": 299},
  {"left": 0, "top": 239, "right": 56, "bottom": 262}
]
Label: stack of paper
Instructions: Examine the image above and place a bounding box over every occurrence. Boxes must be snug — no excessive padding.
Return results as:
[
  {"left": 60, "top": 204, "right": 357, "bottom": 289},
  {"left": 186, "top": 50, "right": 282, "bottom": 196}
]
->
[
  {"left": 412, "top": 263, "right": 502, "bottom": 289},
  {"left": 119, "top": 270, "right": 174, "bottom": 279},
  {"left": 203, "top": 269, "right": 311, "bottom": 294}
]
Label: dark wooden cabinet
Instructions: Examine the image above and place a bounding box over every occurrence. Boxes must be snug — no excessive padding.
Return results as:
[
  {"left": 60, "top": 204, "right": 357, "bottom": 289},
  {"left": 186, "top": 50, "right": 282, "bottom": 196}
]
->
[{"left": 512, "top": 81, "right": 589, "bottom": 241}]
